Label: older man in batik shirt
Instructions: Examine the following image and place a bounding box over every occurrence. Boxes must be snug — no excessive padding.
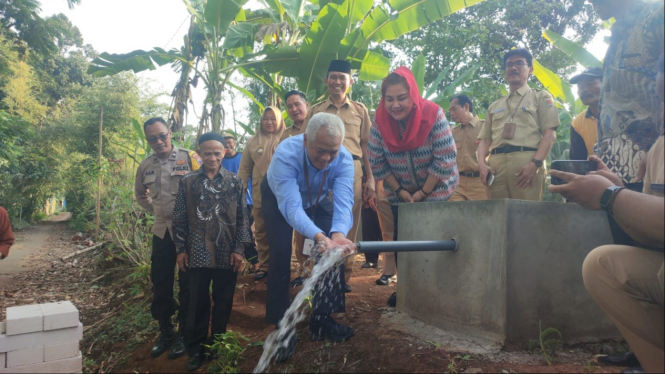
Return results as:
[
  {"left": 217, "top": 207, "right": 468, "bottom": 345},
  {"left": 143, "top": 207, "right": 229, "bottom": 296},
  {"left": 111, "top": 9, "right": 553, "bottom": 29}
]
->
[{"left": 172, "top": 132, "right": 251, "bottom": 371}]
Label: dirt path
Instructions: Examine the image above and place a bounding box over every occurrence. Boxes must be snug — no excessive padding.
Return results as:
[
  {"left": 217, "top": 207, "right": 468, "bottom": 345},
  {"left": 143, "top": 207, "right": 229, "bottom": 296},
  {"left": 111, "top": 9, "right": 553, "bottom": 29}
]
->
[{"left": 0, "top": 213, "right": 71, "bottom": 276}]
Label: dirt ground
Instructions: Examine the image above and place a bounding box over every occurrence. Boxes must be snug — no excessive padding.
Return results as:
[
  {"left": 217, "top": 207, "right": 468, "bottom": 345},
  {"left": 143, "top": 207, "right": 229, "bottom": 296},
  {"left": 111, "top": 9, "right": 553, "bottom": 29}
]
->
[{"left": 1, "top": 215, "right": 626, "bottom": 373}]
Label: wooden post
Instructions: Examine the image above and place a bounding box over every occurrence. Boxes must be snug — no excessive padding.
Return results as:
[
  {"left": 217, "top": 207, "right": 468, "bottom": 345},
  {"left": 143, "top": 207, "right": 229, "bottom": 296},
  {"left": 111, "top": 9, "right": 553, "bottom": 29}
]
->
[{"left": 95, "top": 107, "right": 103, "bottom": 238}]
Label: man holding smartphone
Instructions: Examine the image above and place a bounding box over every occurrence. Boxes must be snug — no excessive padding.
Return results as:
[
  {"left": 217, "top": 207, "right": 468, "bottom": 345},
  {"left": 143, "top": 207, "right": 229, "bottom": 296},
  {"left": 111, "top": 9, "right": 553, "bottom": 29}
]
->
[{"left": 477, "top": 49, "right": 560, "bottom": 201}]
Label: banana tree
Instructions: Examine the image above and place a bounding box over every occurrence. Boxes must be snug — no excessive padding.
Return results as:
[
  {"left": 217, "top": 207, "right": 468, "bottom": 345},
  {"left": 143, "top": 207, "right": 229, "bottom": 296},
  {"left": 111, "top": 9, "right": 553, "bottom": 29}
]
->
[
  {"left": 411, "top": 54, "right": 481, "bottom": 110},
  {"left": 88, "top": 0, "right": 250, "bottom": 132}
]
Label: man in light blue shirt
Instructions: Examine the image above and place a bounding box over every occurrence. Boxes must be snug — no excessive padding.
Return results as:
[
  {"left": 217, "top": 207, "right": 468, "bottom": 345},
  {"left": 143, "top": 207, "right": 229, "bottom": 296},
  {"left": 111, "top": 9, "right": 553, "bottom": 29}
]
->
[{"left": 261, "top": 112, "right": 355, "bottom": 363}]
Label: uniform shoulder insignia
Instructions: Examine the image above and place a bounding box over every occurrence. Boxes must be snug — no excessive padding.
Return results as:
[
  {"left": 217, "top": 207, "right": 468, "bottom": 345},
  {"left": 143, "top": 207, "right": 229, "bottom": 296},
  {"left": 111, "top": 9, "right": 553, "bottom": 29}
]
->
[{"left": 189, "top": 151, "right": 203, "bottom": 170}]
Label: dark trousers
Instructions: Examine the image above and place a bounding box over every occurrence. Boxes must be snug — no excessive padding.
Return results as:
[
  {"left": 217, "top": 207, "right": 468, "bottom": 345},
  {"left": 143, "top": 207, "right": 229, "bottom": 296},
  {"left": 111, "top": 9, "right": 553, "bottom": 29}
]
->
[
  {"left": 185, "top": 267, "right": 238, "bottom": 356},
  {"left": 261, "top": 178, "right": 346, "bottom": 326},
  {"left": 245, "top": 205, "right": 259, "bottom": 265},
  {"left": 151, "top": 230, "right": 189, "bottom": 331},
  {"left": 361, "top": 206, "right": 381, "bottom": 264},
  {"left": 607, "top": 182, "right": 643, "bottom": 247}
]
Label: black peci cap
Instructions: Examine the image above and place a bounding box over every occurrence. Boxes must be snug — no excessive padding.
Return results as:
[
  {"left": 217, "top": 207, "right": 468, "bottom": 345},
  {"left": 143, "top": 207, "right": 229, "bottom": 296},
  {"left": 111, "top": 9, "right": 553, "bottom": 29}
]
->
[{"left": 328, "top": 60, "right": 351, "bottom": 74}]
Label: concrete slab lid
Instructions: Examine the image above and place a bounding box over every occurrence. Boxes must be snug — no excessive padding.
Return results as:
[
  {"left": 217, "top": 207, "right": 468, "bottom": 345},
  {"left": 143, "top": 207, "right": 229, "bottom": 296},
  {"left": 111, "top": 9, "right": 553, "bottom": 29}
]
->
[
  {"left": 6, "top": 304, "right": 42, "bottom": 319},
  {"left": 39, "top": 301, "right": 78, "bottom": 315}
]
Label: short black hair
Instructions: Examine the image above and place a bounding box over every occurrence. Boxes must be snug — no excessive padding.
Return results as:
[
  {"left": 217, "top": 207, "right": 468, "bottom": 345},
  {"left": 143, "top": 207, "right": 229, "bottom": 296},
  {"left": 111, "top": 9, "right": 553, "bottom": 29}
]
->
[
  {"left": 285, "top": 90, "right": 307, "bottom": 103},
  {"left": 659, "top": 53, "right": 664, "bottom": 74},
  {"left": 143, "top": 117, "right": 169, "bottom": 133},
  {"left": 504, "top": 49, "right": 533, "bottom": 68},
  {"left": 451, "top": 94, "right": 474, "bottom": 113}
]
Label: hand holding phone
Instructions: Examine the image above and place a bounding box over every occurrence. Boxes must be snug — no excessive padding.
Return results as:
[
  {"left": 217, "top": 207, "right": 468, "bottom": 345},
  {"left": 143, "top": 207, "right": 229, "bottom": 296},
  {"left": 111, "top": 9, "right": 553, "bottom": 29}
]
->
[
  {"left": 486, "top": 172, "right": 495, "bottom": 186},
  {"left": 550, "top": 160, "right": 597, "bottom": 185}
]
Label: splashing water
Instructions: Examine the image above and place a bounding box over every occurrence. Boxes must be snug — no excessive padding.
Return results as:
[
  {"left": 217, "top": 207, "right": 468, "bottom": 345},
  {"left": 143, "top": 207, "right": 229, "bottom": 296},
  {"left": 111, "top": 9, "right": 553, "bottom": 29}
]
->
[{"left": 253, "top": 245, "right": 354, "bottom": 373}]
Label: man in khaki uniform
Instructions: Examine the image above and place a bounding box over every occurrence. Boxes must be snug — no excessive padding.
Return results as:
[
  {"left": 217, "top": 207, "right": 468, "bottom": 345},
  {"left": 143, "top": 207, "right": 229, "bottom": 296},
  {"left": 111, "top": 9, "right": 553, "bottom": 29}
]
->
[
  {"left": 448, "top": 94, "right": 489, "bottom": 201},
  {"left": 280, "top": 90, "right": 310, "bottom": 142},
  {"left": 135, "top": 117, "right": 202, "bottom": 360},
  {"left": 279, "top": 90, "right": 312, "bottom": 287},
  {"left": 478, "top": 49, "right": 560, "bottom": 201},
  {"left": 304, "top": 60, "right": 374, "bottom": 291}
]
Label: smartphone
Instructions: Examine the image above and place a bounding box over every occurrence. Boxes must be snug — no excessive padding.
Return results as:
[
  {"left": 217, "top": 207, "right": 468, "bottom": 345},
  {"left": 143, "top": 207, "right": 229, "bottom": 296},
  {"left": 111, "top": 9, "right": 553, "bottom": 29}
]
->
[
  {"left": 551, "top": 160, "right": 597, "bottom": 185},
  {"left": 486, "top": 173, "right": 495, "bottom": 186}
]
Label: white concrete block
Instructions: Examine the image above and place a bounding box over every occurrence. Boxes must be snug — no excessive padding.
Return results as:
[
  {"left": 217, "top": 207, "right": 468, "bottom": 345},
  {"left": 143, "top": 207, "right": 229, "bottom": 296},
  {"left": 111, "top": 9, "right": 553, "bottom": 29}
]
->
[
  {"left": 0, "top": 352, "right": 81, "bottom": 373},
  {"left": 0, "top": 352, "right": 5, "bottom": 369},
  {"left": 40, "top": 302, "right": 79, "bottom": 331},
  {"left": 0, "top": 323, "right": 82, "bottom": 353},
  {"left": 6, "top": 345, "right": 44, "bottom": 368},
  {"left": 0, "top": 322, "right": 5, "bottom": 334},
  {"left": 6, "top": 304, "right": 43, "bottom": 336},
  {"left": 44, "top": 341, "right": 79, "bottom": 362}
]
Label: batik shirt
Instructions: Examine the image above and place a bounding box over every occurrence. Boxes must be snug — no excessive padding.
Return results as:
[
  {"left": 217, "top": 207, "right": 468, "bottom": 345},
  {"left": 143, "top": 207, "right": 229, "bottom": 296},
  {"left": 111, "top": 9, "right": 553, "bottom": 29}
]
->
[
  {"left": 173, "top": 168, "right": 251, "bottom": 270},
  {"left": 596, "top": 0, "right": 664, "bottom": 184}
]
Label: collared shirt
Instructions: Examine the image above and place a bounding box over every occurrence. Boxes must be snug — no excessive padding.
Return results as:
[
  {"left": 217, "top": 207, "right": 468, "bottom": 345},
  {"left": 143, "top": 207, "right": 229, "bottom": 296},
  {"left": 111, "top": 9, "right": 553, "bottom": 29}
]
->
[
  {"left": 571, "top": 108, "right": 598, "bottom": 158},
  {"left": 172, "top": 168, "right": 251, "bottom": 269},
  {"left": 452, "top": 115, "right": 484, "bottom": 173},
  {"left": 597, "top": 0, "right": 664, "bottom": 184},
  {"left": 279, "top": 123, "right": 305, "bottom": 142},
  {"left": 479, "top": 85, "right": 560, "bottom": 149},
  {"left": 134, "top": 146, "right": 202, "bottom": 239},
  {"left": 222, "top": 152, "right": 253, "bottom": 206},
  {"left": 643, "top": 135, "right": 664, "bottom": 198},
  {"left": 305, "top": 96, "right": 371, "bottom": 159},
  {"left": 267, "top": 134, "right": 355, "bottom": 240}
]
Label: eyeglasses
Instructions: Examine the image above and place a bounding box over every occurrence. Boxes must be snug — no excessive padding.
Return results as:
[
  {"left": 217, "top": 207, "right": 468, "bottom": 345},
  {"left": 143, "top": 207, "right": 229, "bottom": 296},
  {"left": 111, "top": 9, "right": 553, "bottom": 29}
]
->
[
  {"left": 147, "top": 133, "right": 169, "bottom": 144},
  {"left": 505, "top": 60, "right": 528, "bottom": 69}
]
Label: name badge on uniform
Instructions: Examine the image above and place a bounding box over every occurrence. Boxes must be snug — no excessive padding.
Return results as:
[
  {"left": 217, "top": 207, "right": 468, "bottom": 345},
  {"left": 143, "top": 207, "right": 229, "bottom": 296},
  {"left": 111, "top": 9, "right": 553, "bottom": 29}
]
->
[
  {"left": 302, "top": 238, "right": 315, "bottom": 256},
  {"left": 502, "top": 122, "right": 516, "bottom": 139}
]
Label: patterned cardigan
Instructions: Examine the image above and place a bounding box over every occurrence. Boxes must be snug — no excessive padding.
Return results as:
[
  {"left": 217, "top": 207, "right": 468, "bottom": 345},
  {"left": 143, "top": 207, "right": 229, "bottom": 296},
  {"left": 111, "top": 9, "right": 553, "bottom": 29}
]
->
[{"left": 368, "top": 108, "right": 459, "bottom": 205}]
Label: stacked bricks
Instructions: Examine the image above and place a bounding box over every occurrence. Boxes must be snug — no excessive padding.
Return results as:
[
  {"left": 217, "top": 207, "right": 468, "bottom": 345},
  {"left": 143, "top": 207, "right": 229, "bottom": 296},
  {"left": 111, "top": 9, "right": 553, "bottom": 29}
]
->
[{"left": 0, "top": 301, "right": 82, "bottom": 373}]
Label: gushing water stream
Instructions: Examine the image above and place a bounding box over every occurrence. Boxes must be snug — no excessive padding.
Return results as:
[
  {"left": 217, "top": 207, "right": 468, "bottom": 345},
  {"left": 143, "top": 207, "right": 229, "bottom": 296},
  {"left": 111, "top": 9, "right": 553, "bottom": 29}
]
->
[{"left": 253, "top": 245, "right": 352, "bottom": 373}]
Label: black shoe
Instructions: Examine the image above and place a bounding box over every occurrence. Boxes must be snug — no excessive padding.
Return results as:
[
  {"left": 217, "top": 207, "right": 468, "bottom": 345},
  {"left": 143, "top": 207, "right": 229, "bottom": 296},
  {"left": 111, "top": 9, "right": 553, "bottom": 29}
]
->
[
  {"left": 275, "top": 333, "right": 297, "bottom": 363},
  {"left": 254, "top": 271, "right": 268, "bottom": 280},
  {"left": 387, "top": 292, "right": 396, "bottom": 307},
  {"left": 290, "top": 276, "right": 305, "bottom": 288},
  {"left": 344, "top": 284, "right": 352, "bottom": 293},
  {"left": 621, "top": 367, "right": 645, "bottom": 374},
  {"left": 167, "top": 335, "right": 186, "bottom": 359},
  {"left": 151, "top": 325, "right": 175, "bottom": 358},
  {"left": 361, "top": 262, "right": 377, "bottom": 269},
  {"left": 597, "top": 352, "right": 640, "bottom": 367},
  {"left": 376, "top": 275, "right": 396, "bottom": 285},
  {"left": 310, "top": 315, "right": 354, "bottom": 342},
  {"left": 186, "top": 352, "right": 205, "bottom": 371}
]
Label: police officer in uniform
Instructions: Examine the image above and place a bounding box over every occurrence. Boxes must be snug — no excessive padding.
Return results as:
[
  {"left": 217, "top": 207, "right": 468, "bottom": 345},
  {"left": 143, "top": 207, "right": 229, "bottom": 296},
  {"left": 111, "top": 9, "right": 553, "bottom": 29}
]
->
[
  {"left": 303, "top": 60, "right": 374, "bottom": 291},
  {"left": 448, "top": 94, "right": 489, "bottom": 201},
  {"left": 135, "top": 117, "right": 202, "bottom": 359},
  {"left": 478, "top": 49, "right": 560, "bottom": 201}
]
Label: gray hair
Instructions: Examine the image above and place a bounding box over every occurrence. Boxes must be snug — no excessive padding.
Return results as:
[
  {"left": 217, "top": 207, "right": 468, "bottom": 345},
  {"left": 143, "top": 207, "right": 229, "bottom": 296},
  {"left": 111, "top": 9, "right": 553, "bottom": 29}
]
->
[{"left": 305, "top": 112, "right": 345, "bottom": 141}]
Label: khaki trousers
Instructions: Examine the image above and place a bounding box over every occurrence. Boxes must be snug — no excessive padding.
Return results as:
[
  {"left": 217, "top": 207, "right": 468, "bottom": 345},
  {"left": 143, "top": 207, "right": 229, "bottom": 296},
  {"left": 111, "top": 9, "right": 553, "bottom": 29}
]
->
[
  {"left": 488, "top": 151, "right": 545, "bottom": 201},
  {"left": 449, "top": 176, "right": 489, "bottom": 201},
  {"left": 293, "top": 160, "right": 362, "bottom": 281},
  {"left": 343, "top": 160, "right": 363, "bottom": 283},
  {"left": 583, "top": 245, "right": 664, "bottom": 373},
  {"left": 252, "top": 176, "right": 270, "bottom": 272},
  {"left": 376, "top": 181, "right": 396, "bottom": 276}
]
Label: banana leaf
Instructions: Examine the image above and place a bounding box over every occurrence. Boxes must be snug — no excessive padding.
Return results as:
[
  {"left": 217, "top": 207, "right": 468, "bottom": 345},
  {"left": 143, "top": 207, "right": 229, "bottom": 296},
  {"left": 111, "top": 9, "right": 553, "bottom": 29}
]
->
[
  {"left": 87, "top": 48, "right": 181, "bottom": 77},
  {"left": 532, "top": 59, "right": 576, "bottom": 109},
  {"left": 204, "top": 0, "right": 249, "bottom": 35},
  {"left": 411, "top": 55, "right": 427, "bottom": 95},
  {"left": 358, "top": 51, "right": 390, "bottom": 81},
  {"left": 543, "top": 29, "right": 601, "bottom": 68},
  {"left": 297, "top": 1, "right": 348, "bottom": 96}
]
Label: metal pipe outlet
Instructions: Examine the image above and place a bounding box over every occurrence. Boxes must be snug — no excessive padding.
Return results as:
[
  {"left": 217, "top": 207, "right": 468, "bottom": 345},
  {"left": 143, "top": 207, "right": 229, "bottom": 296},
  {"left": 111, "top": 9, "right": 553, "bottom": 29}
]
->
[{"left": 355, "top": 239, "right": 458, "bottom": 253}]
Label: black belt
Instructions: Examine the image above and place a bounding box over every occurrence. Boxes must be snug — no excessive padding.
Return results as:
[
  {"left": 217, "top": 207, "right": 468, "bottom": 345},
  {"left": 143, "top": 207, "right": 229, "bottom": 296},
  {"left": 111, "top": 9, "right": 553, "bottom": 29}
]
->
[
  {"left": 460, "top": 171, "right": 480, "bottom": 178},
  {"left": 352, "top": 155, "right": 361, "bottom": 161},
  {"left": 491, "top": 146, "right": 538, "bottom": 155}
]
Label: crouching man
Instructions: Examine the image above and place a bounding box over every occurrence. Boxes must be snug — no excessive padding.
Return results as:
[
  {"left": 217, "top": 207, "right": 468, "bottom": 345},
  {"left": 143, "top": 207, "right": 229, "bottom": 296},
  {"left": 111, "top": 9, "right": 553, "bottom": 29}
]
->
[
  {"left": 172, "top": 132, "right": 251, "bottom": 371},
  {"left": 262, "top": 112, "right": 356, "bottom": 363}
]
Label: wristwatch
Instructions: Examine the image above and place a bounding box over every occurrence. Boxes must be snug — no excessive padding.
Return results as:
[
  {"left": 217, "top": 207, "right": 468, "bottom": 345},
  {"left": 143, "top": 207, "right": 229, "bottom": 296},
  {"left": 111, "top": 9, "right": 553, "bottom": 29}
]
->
[
  {"left": 531, "top": 159, "right": 543, "bottom": 168},
  {"left": 600, "top": 185, "right": 625, "bottom": 214}
]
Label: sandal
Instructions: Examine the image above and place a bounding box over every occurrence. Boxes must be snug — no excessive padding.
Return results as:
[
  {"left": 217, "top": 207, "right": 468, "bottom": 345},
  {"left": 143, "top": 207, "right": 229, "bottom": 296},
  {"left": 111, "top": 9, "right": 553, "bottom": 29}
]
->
[{"left": 254, "top": 270, "right": 268, "bottom": 280}]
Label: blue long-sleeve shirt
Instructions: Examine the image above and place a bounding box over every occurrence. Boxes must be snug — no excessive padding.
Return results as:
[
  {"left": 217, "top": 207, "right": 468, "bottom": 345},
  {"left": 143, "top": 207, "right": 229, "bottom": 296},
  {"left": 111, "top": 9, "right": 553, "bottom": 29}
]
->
[
  {"left": 222, "top": 152, "right": 253, "bottom": 206},
  {"left": 267, "top": 134, "right": 355, "bottom": 240}
]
